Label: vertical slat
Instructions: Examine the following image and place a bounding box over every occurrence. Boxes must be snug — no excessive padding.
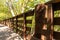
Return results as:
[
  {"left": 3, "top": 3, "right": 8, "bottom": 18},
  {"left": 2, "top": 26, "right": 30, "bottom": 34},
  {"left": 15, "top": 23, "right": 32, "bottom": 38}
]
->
[
  {"left": 8, "top": 19, "right": 10, "bottom": 27},
  {"left": 12, "top": 18, "right": 14, "bottom": 30},
  {"left": 34, "top": 4, "right": 41, "bottom": 40},
  {"left": 5, "top": 20, "right": 7, "bottom": 26},
  {"left": 9, "top": 19, "right": 11, "bottom": 28},
  {"left": 47, "top": 4, "right": 53, "bottom": 40},
  {"left": 11, "top": 18, "right": 14, "bottom": 29},
  {"left": 34, "top": 4, "right": 53, "bottom": 40},
  {"left": 23, "top": 13, "right": 26, "bottom": 40},
  {"left": 34, "top": 4, "right": 46, "bottom": 40},
  {"left": 16, "top": 16, "right": 18, "bottom": 33},
  {"left": 4, "top": 20, "right": 6, "bottom": 25},
  {"left": 8, "top": 20, "right": 10, "bottom": 27},
  {"left": 41, "top": 5, "right": 48, "bottom": 40}
]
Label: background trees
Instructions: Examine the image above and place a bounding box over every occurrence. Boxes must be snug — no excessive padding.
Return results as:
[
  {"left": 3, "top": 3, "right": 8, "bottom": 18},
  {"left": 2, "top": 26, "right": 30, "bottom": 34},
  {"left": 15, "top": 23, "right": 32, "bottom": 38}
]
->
[{"left": 0, "top": 0, "right": 51, "bottom": 20}]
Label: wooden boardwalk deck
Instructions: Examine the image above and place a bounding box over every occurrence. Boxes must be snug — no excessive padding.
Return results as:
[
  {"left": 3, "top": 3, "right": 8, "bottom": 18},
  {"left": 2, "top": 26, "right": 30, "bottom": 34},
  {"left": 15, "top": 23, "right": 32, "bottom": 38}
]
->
[{"left": 0, "top": 24, "right": 23, "bottom": 40}]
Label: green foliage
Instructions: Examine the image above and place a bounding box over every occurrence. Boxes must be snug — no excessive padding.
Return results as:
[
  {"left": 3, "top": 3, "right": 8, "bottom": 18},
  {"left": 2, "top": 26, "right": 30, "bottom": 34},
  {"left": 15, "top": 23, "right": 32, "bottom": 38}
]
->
[
  {"left": 0, "top": 13, "right": 12, "bottom": 20},
  {"left": 0, "top": 0, "right": 12, "bottom": 20},
  {"left": 54, "top": 10, "right": 60, "bottom": 32},
  {"left": 12, "top": 0, "right": 49, "bottom": 14},
  {"left": 54, "top": 10, "right": 60, "bottom": 17},
  {"left": 54, "top": 25, "right": 60, "bottom": 32}
]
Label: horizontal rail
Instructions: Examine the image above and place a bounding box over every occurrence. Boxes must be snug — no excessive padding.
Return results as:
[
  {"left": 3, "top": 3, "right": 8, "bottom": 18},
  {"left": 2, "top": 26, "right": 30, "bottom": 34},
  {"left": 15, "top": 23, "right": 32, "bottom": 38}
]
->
[
  {"left": 26, "top": 20, "right": 32, "bottom": 24},
  {"left": 54, "top": 17, "right": 60, "bottom": 25},
  {"left": 53, "top": 31, "right": 60, "bottom": 39}
]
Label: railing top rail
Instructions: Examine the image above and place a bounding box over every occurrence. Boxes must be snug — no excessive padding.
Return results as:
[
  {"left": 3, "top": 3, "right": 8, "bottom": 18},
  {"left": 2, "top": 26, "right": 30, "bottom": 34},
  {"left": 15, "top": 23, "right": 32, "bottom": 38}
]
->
[{"left": 3, "top": 9, "right": 34, "bottom": 21}]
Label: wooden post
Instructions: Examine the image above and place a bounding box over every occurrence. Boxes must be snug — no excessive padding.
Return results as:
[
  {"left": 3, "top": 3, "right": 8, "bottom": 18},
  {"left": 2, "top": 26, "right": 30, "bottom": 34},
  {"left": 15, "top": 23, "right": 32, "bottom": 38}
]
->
[
  {"left": 3, "top": 21, "right": 5, "bottom": 25},
  {"left": 23, "top": 13, "right": 26, "bottom": 40},
  {"left": 5, "top": 20, "right": 6, "bottom": 25},
  {"left": 9, "top": 19, "right": 10, "bottom": 27},
  {"left": 35, "top": 4, "right": 53, "bottom": 40},
  {"left": 11, "top": 18, "right": 14, "bottom": 30},
  {"left": 35, "top": 4, "right": 46, "bottom": 40},
  {"left": 47, "top": 4, "right": 53, "bottom": 40},
  {"left": 41, "top": 5, "right": 48, "bottom": 40},
  {"left": 9, "top": 19, "right": 12, "bottom": 28},
  {"left": 16, "top": 16, "right": 18, "bottom": 33}
]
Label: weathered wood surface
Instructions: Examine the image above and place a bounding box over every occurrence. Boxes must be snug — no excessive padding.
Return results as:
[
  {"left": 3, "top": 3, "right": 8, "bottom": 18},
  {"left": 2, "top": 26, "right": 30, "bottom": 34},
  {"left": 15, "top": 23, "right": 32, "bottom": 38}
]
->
[
  {"left": 54, "top": 17, "right": 60, "bottom": 25},
  {"left": 53, "top": 0, "right": 60, "bottom": 3},
  {"left": 53, "top": 2, "right": 60, "bottom": 11},
  {"left": 53, "top": 31, "right": 60, "bottom": 40}
]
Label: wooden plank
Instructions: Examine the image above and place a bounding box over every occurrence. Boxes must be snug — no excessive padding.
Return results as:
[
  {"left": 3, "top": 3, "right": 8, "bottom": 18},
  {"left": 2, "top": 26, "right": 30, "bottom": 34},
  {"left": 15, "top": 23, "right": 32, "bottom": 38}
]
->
[
  {"left": 17, "top": 25, "right": 24, "bottom": 28},
  {"left": 53, "top": 31, "right": 60, "bottom": 39},
  {"left": 41, "top": 30, "right": 49, "bottom": 36},
  {"left": 17, "top": 20, "right": 24, "bottom": 23},
  {"left": 53, "top": 0, "right": 60, "bottom": 3},
  {"left": 15, "top": 16, "right": 18, "bottom": 33},
  {"left": 34, "top": 4, "right": 53, "bottom": 40},
  {"left": 16, "top": 10, "right": 34, "bottom": 18},
  {"left": 34, "top": 4, "right": 46, "bottom": 40},
  {"left": 23, "top": 13, "right": 26, "bottom": 40},
  {"left": 17, "top": 22, "right": 24, "bottom": 25},
  {"left": 13, "top": 26, "right": 24, "bottom": 32},
  {"left": 26, "top": 27, "right": 31, "bottom": 31},
  {"left": 45, "top": 0, "right": 60, "bottom": 4},
  {"left": 13, "top": 23, "right": 24, "bottom": 28},
  {"left": 47, "top": 4, "right": 53, "bottom": 40},
  {"left": 17, "top": 27, "right": 24, "bottom": 31},
  {"left": 25, "top": 10, "right": 34, "bottom": 17},
  {"left": 53, "top": 2, "right": 60, "bottom": 11},
  {"left": 26, "top": 20, "right": 32, "bottom": 24},
  {"left": 17, "top": 13, "right": 24, "bottom": 18},
  {"left": 54, "top": 17, "right": 60, "bottom": 25}
]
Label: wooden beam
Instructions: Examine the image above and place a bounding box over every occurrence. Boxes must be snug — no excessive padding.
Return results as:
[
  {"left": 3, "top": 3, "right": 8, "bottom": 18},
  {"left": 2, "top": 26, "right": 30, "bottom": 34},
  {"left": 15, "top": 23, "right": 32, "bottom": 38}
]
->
[
  {"left": 53, "top": 2, "right": 60, "bottom": 11},
  {"left": 23, "top": 13, "right": 26, "bottom": 40},
  {"left": 25, "top": 10, "right": 34, "bottom": 17},
  {"left": 47, "top": 4, "right": 53, "bottom": 40},
  {"left": 53, "top": 0, "right": 60, "bottom": 3},
  {"left": 53, "top": 31, "right": 60, "bottom": 39},
  {"left": 26, "top": 20, "right": 32, "bottom": 24},
  {"left": 54, "top": 17, "right": 60, "bottom": 25},
  {"left": 34, "top": 4, "right": 48, "bottom": 40}
]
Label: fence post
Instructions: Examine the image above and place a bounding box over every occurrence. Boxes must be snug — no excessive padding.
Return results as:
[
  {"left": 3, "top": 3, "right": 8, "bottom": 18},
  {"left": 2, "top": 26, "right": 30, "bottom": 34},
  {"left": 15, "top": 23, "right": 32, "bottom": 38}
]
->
[
  {"left": 34, "top": 4, "right": 46, "bottom": 40},
  {"left": 47, "top": 4, "right": 53, "bottom": 40},
  {"left": 34, "top": 4, "right": 53, "bottom": 40},
  {"left": 11, "top": 18, "right": 14, "bottom": 30},
  {"left": 23, "top": 13, "right": 26, "bottom": 40},
  {"left": 9, "top": 19, "right": 12, "bottom": 28},
  {"left": 16, "top": 16, "right": 18, "bottom": 33}
]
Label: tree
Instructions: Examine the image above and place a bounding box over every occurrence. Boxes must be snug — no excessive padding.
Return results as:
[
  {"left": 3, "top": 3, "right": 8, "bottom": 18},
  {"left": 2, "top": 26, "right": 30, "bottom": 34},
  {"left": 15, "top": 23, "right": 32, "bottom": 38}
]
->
[
  {"left": 0, "top": 0, "right": 12, "bottom": 20},
  {"left": 6, "top": 0, "right": 15, "bottom": 16},
  {"left": 0, "top": 0, "right": 50, "bottom": 20}
]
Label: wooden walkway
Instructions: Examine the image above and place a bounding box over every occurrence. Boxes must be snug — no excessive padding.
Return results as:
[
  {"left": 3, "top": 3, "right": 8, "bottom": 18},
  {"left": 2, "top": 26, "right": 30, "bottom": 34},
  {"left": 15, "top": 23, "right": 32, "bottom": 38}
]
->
[{"left": 0, "top": 24, "right": 23, "bottom": 40}]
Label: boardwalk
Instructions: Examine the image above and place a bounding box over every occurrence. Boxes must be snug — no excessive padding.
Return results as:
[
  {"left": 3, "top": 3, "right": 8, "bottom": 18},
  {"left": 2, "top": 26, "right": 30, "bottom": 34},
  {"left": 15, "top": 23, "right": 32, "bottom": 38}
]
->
[{"left": 0, "top": 24, "right": 23, "bottom": 40}]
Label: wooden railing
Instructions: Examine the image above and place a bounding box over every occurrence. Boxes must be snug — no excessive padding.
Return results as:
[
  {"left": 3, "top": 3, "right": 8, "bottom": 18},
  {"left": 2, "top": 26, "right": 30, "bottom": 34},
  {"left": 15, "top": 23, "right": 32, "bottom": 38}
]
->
[
  {"left": 0, "top": 4, "right": 60, "bottom": 40},
  {"left": 0, "top": 10, "right": 34, "bottom": 39}
]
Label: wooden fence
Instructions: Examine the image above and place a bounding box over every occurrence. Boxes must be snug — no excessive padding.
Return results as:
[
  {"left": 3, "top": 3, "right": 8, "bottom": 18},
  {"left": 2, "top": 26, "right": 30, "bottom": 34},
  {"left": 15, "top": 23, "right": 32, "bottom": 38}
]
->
[
  {"left": 0, "top": 2, "right": 60, "bottom": 40},
  {"left": 0, "top": 10, "right": 34, "bottom": 40}
]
